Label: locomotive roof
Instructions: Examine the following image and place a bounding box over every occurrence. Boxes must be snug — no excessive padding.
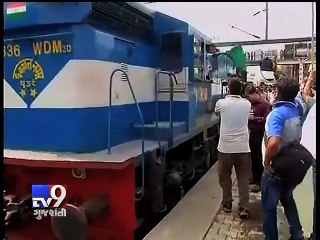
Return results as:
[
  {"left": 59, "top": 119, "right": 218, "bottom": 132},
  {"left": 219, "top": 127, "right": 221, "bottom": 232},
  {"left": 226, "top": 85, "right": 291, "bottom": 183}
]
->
[
  {"left": 125, "top": 2, "right": 156, "bottom": 17},
  {"left": 125, "top": 3, "right": 210, "bottom": 41},
  {"left": 188, "top": 25, "right": 211, "bottom": 42}
]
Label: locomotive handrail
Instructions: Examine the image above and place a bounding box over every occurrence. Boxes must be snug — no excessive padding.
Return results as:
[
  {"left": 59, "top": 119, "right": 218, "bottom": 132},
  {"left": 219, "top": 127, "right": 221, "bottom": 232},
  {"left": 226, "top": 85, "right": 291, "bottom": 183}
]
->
[
  {"left": 108, "top": 69, "right": 145, "bottom": 200},
  {"left": 155, "top": 70, "right": 178, "bottom": 148}
]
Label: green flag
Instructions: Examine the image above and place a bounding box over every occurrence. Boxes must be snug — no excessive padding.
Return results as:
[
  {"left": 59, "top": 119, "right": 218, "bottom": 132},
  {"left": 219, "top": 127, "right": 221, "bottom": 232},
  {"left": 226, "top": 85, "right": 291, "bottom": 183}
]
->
[{"left": 226, "top": 45, "right": 246, "bottom": 70}]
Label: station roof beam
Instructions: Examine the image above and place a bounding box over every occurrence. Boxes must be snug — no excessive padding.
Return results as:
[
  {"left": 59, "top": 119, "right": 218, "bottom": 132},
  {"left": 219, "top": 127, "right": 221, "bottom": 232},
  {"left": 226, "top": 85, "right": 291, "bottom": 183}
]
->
[{"left": 214, "top": 37, "right": 314, "bottom": 47}]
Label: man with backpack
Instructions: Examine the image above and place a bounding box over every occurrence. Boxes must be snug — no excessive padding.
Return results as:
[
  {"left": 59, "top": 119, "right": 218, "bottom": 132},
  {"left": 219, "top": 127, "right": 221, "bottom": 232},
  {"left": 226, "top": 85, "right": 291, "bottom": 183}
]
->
[{"left": 261, "top": 77, "right": 307, "bottom": 240}]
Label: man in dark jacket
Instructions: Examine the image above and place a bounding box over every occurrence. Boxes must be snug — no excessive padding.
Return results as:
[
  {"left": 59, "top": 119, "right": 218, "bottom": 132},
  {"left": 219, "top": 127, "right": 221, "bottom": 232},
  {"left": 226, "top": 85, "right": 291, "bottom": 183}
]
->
[{"left": 244, "top": 85, "right": 271, "bottom": 192}]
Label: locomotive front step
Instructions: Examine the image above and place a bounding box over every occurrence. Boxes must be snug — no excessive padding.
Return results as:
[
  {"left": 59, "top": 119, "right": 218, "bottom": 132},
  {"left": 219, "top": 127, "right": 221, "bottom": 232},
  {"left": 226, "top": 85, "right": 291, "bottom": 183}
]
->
[{"left": 132, "top": 121, "right": 187, "bottom": 141}]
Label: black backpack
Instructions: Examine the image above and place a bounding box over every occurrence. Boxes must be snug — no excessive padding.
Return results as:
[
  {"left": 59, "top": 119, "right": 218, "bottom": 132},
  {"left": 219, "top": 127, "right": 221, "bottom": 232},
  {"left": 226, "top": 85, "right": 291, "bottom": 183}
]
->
[{"left": 271, "top": 140, "right": 315, "bottom": 187}]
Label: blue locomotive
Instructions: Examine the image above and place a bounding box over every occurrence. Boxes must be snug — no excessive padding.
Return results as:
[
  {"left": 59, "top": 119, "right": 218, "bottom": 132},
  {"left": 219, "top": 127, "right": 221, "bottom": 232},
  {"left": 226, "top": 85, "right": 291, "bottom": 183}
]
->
[{"left": 4, "top": 2, "right": 237, "bottom": 240}]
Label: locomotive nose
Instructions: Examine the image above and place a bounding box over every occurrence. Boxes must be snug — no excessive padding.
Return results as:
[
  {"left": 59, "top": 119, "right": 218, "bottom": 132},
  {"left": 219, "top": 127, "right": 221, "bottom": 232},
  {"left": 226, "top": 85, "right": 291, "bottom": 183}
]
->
[{"left": 51, "top": 196, "right": 108, "bottom": 240}]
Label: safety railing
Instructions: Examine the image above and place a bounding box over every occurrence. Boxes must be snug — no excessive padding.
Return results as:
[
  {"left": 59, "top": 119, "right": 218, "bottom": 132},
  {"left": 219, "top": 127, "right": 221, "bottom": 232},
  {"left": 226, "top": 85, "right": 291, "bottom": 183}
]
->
[
  {"left": 155, "top": 70, "right": 178, "bottom": 148},
  {"left": 108, "top": 69, "right": 145, "bottom": 200}
]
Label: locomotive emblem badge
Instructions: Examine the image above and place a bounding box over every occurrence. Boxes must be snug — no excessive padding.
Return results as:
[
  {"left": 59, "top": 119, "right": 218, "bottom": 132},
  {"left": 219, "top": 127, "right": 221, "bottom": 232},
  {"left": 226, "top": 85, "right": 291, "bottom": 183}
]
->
[{"left": 12, "top": 58, "right": 45, "bottom": 105}]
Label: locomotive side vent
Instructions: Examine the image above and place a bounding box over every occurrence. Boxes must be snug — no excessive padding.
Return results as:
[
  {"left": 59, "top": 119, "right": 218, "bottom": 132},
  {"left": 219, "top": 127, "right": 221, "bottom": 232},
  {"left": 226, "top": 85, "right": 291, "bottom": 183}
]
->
[
  {"left": 87, "top": 2, "right": 154, "bottom": 43},
  {"left": 120, "top": 63, "right": 129, "bottom": 81}
]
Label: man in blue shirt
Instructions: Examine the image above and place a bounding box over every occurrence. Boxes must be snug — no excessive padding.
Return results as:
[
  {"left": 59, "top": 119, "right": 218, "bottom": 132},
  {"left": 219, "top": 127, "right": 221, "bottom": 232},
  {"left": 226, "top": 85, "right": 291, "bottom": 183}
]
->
[{"left": 262, "top": 77, "right": 304, "bottom": 240}]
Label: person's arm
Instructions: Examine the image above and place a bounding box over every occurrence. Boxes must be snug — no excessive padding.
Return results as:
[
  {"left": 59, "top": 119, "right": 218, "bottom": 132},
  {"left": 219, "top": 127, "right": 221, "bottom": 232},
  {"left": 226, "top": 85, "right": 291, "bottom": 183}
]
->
[
  {"left": 247, "top": 101, "right": 253, "bottom": 120},
  {"left": 303, "top": 70, "right": 316, "bottom": 97},
  {"left": 301, "top": 80, "right": 316, "bottom": 113},
  {"left": 260, "top": 102, "right": 271, "bottom": 123},
  {"left": 249, "top": 102, "right": 268, "bottom": 122},
  {"left": 214, "top": 100, "right": 222, "bottom": 116},
  {"left": 249, "top": 115, "right": 262, "bottom": 122},
  {"left": 295, "top": 92, "right": 309, "bottom": 121},
  {"left": 300, "top": 104, "right": 316, "bottom": 159},
  {"left": 264, "top": 111, "right": 285, "bottom": 172}
]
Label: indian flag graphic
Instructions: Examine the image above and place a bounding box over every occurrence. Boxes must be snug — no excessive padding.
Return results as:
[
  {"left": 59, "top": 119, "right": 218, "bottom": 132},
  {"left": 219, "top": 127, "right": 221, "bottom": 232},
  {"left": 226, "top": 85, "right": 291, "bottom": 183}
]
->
[{"left": 6, "top": 3, "right": 27, "bottom": 18}]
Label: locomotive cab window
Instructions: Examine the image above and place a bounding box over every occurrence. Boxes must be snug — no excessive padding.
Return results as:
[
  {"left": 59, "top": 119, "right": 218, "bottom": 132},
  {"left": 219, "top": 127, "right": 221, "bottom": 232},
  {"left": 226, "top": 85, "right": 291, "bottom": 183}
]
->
[
  {"left": 193, "top": 36, "right": 205, "bottom": 81},
  {"left": 160, "top": 32, "right": 183, "bottom": 73},
  {"left": 208, "top": 54, "right": 219, "bottom": 84}
]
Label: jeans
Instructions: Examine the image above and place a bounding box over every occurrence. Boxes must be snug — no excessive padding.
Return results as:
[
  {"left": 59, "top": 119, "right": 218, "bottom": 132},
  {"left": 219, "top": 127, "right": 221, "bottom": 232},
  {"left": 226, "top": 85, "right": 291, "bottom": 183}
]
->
[
  {"left": 312, "top": 165, "right": 316, "bottom": 239},
  {"left": 261, "top": 170, "right": 304, "bottom": 240}
]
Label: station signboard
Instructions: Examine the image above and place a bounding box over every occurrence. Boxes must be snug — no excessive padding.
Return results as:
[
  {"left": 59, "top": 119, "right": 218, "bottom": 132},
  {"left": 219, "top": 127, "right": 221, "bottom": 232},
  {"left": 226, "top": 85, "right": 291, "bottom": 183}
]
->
[
  {"left": 264, "top": 50, "right": 278, "bottom": 59},
  {"left": 294, "top": 43, "right": 309, "bottom": 58}
]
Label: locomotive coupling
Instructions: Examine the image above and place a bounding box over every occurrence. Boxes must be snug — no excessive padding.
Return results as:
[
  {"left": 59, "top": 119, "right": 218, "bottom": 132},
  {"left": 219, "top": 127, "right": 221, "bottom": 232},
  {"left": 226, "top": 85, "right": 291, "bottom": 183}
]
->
[
  {"left": 166, "top": 171, "right": 183, "bottom": 186},
  {"left": 51, "top": 196, "right": 108, "bottom": 240}
]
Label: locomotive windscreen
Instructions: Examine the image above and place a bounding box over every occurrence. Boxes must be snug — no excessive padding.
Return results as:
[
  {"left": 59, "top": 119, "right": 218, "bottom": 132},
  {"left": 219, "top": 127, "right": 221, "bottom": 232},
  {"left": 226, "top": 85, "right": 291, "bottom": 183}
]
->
[
  {"left": 87, "top": 2, "right": 154, "bottom": 42},
  {"left": 160, "top": 33, "right": 183, "bottom": 73}
]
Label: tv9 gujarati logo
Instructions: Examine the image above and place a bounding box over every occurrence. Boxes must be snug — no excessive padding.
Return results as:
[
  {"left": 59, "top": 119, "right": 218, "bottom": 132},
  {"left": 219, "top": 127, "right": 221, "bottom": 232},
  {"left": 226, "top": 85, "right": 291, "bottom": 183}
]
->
[{"left": 32, "top": 185, "right": 67, "bottom": 220}]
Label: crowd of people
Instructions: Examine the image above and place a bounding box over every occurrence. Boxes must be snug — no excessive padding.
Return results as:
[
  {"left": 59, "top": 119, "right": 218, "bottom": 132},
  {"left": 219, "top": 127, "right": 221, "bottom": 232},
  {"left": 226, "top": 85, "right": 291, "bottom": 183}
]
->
[{"left": 214, "top": 70, "right": 316, "bottom": 240}]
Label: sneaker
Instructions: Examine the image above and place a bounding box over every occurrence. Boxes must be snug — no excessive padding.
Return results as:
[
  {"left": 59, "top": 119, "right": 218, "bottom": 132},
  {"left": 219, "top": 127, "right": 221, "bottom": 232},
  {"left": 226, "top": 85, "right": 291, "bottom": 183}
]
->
[
  {"left": 307, "top": 233, "right": 314, "bottom": 240},
  {"left": 238, "top": 207, "right": 250, "bottom": 219},
  {"left": 222, "top": 202, "right": 232, "bottom": 213},
  {"left": 250, "top": 184, "right": 261, "bottom": 193}
]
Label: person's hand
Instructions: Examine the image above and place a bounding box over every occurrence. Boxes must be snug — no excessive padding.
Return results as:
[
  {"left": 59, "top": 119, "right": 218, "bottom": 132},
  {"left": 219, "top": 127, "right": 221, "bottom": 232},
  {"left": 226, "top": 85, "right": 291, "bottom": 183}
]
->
[
  {"left": 264, "top": 161, "right": 275, "bottom": 173},
  {"left": 266, "top": 166, "right": 275, "bottom": 173},
  {"left": 249, "top": 115, "right": 254, "bottom": 120},
  {"left": 309, "top": 70, "right": 316, "bottom": 83},
  {"left": 257, "top": 117, "right": 264, "bottom": 122},
  {"left": 304, "top": 70, "right": 316, "bottom": 97},
  {"left": 303, "top": 84, "right": 315, "bottom": 98}
]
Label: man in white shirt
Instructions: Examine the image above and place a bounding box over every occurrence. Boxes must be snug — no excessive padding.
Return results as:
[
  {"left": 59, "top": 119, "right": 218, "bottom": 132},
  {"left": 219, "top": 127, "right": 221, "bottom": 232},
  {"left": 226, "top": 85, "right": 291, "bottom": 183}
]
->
[
  {"left": 301, "top": 103, "right": 316, "bottom": 239},
  {"left": 215, "top": 77, "right": 252, "bottom": 219}
]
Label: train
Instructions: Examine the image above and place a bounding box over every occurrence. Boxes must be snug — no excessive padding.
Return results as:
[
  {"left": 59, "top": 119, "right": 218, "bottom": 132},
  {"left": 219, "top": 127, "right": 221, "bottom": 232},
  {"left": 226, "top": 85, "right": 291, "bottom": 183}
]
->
[{"left": 4, "top": 2, "right": 241, "bottom": 240}]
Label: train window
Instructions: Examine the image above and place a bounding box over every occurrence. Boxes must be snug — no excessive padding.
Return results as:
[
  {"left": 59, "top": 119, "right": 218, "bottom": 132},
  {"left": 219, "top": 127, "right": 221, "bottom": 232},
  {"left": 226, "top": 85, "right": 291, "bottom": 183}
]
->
[
  {"left": 206, "top": 44, "right": 218, "bottom": 54},
  {"left": 207, "top": 54, "right": 219, "bottom": 84},
  {"left": 193, "top": 36, "right": 205, "bottom": 81},
  {"left": 160, "top": 32, "right": 183, "bottom": 73}
]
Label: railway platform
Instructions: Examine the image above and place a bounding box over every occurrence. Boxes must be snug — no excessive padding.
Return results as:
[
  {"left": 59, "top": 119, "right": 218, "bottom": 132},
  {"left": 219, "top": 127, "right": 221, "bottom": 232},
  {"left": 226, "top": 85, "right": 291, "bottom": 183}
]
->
[
  {"left": 144, "top": 162, "right": 313, "bottom": 240},
  {"left": 203, "top": 180, "right": 264, "bottom": 240}
]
